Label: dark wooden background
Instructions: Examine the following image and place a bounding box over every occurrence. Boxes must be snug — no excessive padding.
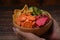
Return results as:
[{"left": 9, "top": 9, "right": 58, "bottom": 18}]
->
[
  {"left": 0, "top": 0, "right": 60, "bottom": 40},
  {"left": 0, "top": 0, "right": 60, "bottom": 7},
  {"left": 0, "top": 7, "right": 60, "bottom": 40}
]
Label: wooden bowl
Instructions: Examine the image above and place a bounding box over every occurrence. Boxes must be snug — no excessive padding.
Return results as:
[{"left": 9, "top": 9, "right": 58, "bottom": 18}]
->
[{"left": 13, "top": 10, "right": 53, "bottom": 36}]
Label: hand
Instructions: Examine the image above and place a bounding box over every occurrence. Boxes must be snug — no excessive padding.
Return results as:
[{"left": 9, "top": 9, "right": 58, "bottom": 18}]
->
[{"left": 13, "top": 27, "right": 45, "bottom": 40}]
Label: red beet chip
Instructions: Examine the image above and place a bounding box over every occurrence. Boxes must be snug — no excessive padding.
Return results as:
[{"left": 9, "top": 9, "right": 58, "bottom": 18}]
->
[{"left": 36, "top": 17, "right": 49, "bottom": 27}]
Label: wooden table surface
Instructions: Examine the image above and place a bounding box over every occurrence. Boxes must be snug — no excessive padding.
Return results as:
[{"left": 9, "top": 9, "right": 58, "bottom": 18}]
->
[{"left": 0, "top": 7, "right": 60, "bottom": 40}]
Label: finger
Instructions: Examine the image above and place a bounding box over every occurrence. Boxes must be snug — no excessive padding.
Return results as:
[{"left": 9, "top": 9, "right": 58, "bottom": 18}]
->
[
  {"left": 52, "top": 19, "right": 59, "bottom": 32},
  {"left": 13, "top": 27, "right": 30, "bottom": 34},
  {"left": 51, "top": 19, "right": 60, "bottom": 40},
  {"left": 13, "top": 27, "right": 26, "bottom": 35},
  {"left": 13, "top": 27, "right": 28, "bottom": 39},
  {"left": 13, "top": 27, "right": 46, "bottom": 40},
  {"left": 13, "top": 27, "right": 34, "bottom": 36}
]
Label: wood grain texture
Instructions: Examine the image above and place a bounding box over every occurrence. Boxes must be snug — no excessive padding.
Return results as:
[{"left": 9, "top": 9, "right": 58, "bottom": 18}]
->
[{"left": 0, "top": 7, "right": 60, "bottom": 40}]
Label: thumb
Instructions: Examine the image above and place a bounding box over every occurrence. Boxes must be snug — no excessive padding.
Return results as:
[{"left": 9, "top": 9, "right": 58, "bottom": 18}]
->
[{"left": 51, "top": 19, "right": 60, "bottom": 40}]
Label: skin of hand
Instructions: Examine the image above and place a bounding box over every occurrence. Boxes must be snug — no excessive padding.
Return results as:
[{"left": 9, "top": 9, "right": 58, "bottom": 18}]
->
[
  {"left": 13, "top": 18, "right": 60, "bottom": 40},
  {"left": 13, "top": 27, "right": 45, "bottom": 40},
  {"left": 50, "top": 19, "right": 60, "bottom": 40}
]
